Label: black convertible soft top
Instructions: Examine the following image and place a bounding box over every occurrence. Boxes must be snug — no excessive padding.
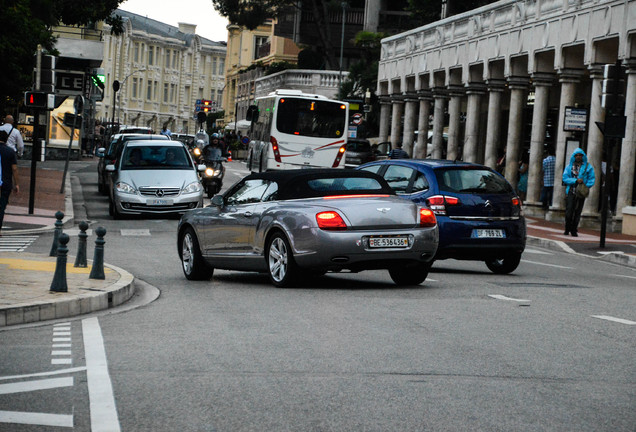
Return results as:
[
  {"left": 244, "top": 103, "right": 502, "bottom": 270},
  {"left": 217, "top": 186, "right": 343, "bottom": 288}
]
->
[{"left": 242, "top": 169, "right": 396, "bottom": 200}]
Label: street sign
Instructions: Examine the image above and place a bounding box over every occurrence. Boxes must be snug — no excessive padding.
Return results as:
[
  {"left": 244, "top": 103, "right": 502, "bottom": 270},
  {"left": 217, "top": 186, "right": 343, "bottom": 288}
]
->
[
  {"left": 56, "top": 71, "right": 85, "bottom": 95},
  {"left": 563, "top": 107, "right": 587, "bottom": 132},
  {"left": 352, "top": 113, "right": 363, "bottom": 125}
]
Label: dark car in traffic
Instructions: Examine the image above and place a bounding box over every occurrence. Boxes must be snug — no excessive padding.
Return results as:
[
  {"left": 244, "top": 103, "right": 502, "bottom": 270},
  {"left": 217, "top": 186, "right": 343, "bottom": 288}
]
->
[
  {"left": 358, "top": 159, "right": 526, "bottom": 273},
  {"left": 344, "top": 138, "right": 376, "bottom": 167}
]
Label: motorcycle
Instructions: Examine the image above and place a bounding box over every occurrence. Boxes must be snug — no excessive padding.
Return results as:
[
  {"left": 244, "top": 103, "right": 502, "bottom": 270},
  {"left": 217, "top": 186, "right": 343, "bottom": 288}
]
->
[{"left": 199, "top": 156, "right": 226, "bottom": 198}]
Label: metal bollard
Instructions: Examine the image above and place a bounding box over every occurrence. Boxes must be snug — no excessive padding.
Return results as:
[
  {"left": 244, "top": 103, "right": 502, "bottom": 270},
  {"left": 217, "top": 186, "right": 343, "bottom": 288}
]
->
[
  {"left": 89, "top": 226, "right": 107, "bottom": 280},
  {"left": 74, "top": 221, "right": 89, "bottom": 268},
  {"left": 49, "top": 211, "right": 65, "bottom": 257},
  {"left": 50, "top": 233, "right": 70, "bottom": 293}
]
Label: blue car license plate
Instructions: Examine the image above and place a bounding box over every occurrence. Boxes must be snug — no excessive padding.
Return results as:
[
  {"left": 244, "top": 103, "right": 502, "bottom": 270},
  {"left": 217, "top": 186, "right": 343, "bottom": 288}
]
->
[
  {"left": 472, "top": 229, "right": 505, "bottom": 238},
  {"left": 369, "top": 236, "right": 409, "bottom": 248}
]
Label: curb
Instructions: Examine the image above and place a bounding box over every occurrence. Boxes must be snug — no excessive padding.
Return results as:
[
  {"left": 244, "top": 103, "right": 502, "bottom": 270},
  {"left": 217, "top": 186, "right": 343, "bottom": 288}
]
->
[
  {"left": 0, "top": 260, "right": 135, "bottom": 328},
  {"left": 526, "top": 236, "right": 636, "bottom": 268}
]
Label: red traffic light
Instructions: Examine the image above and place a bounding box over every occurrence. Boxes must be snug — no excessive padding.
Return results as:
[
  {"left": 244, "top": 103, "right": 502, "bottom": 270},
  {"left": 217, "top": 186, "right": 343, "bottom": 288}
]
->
[{"left": 24, "top": 91, "right": 50, "bottom": 108}]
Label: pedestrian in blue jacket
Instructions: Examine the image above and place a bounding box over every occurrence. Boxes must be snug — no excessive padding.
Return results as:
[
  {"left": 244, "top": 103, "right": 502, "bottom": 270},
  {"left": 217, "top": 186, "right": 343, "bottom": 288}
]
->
[{"left": 562, "top": 148, "right": 595, "bottom": 236}]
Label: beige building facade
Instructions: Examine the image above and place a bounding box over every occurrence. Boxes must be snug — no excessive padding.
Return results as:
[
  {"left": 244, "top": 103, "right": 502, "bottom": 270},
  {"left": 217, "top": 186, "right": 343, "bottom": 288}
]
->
[{"left": 99, "top": 10, "right": 226, "bottom": 134}]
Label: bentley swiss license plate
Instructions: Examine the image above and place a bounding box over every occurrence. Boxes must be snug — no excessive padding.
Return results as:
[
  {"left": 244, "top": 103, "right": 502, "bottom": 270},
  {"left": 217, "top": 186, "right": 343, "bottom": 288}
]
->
[
  {"left": 147, "top": 198, "right": 173, "bottom": 206},
  {"left": 369, "top": 236, "right": 409, "bottom": 248},
  {"left": 473, "top": 229, "right": 505, "bottom": 238}
]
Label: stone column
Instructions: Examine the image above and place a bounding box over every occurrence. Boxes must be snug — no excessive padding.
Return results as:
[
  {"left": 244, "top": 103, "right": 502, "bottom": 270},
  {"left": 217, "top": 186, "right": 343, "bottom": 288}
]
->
[
  {"left": 446, "top": 87, "right": 463, "bottom": 161},
  {"left": 484, "top": 80, "right": 506, "bottom": 170},
  {"left": 415, "top": 90, "right": 432, "bottom": 159},
  {"left": 431, "top": 89, "right": 447, "bottom": 159},
  {"left": 463, "top": 84, "right": 485, "bottom": 162},
  {"left": 504, "top": 77, "right": 529, "bottom": 189},
  {"left": 582, "top": 65, "right": 605, "bottom": 219},
  {"left": 378, "top": 97, "right": 391, "bottom": 143},
  {"left": 402, "top": 94, "right": 418, "bottom": 156},
  {"left": 549, "top": 70, "right": 583, "bottom": 219},
  {"left": 526, "top": 73, "right": 554, "bottom": 212},
  {"left": 615, "top": 60, "right": 636, "bottom": 220},
  {"left": 390, "top": 95, "right": 404, "bottom": 149}
]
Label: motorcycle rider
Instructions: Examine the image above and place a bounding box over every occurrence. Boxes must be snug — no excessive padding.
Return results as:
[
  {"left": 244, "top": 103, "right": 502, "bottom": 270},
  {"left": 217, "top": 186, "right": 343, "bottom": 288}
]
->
[{"left": 203, "top": 134, "right": 223, "bottom": 162}]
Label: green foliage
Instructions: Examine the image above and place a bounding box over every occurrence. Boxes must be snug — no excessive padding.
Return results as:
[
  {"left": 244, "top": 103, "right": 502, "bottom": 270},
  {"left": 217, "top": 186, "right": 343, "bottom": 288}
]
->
[
  {"left": 211, "top": 0, "right": 296, "bottom": 30},
  {"left": 0, "top": 0, "right": 125, "bottom": 112}
]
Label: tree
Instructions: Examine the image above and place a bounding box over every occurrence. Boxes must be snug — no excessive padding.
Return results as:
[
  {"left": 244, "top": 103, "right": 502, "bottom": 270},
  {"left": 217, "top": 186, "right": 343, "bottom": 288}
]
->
[{"left": 0, "top": 0, "right": 124, "bottom": 113}]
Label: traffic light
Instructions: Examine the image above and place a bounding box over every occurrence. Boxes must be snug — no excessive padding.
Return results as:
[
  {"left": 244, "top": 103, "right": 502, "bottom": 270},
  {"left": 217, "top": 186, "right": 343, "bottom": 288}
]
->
[
  {"left": 601, "top": 63, "right": 626, "bottom": 113},
  {"left": 24, "top": 91, "right": 54, "bottom": 109},
  {"left": 202, "top": 99, "right": 212, "bottom": 112},
  {"left": 91, "top": 68, "right": 105, "bottom": 90},
  {"left": 39, "top": 55, "right": 56, "bottom": 93}
]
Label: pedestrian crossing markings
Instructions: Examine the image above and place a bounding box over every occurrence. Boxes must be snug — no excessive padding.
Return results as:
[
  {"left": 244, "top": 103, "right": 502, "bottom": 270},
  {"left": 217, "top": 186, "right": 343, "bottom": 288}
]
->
[{"left": 0, "top": 236, "right": 38, "bottom": 252}]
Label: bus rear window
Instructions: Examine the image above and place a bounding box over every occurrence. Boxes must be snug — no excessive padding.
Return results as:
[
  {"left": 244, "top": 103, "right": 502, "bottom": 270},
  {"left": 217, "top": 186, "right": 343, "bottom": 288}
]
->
[{"left": 276, "top": 99, "right": 346, "bottom": 138}]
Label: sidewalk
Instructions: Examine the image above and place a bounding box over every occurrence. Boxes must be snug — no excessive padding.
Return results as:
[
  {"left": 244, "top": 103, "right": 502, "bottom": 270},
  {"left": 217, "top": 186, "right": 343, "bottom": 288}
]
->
[
  {"left": 1, "top": 162, "right": 134, "bottom": 328},
  {"left": 1, "top": 162, "right": 634, "bottom": 328}
]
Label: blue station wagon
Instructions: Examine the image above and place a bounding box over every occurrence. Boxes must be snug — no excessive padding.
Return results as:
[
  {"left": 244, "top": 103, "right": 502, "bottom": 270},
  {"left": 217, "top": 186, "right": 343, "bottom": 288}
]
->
[{"left": 358, "top": 159, "right": 526, "bottom": 274}]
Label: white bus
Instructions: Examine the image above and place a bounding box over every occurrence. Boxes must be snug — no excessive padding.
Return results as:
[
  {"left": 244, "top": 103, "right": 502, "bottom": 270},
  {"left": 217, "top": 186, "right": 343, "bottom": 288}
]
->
[{"left": 245, "top": 90, "right": 349, "bottom": 172}]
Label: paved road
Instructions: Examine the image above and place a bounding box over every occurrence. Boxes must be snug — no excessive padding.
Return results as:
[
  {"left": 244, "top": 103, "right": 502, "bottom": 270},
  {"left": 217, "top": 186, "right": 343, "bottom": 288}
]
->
[{"left": 0, "top": 159, "right": 634, "bottom": 431}]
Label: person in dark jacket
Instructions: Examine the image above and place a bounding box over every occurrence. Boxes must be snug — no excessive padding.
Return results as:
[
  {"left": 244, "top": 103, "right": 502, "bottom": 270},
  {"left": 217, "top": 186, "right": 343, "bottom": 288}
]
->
[
  {"left": 388, "top": 142, "right": 409, "bottom": 159},
  {"left": 562, "top": 147, "right": 595, "bottom": 236},
  {"left": 0, "top": 130, "right": 20, "bottom": 236}
]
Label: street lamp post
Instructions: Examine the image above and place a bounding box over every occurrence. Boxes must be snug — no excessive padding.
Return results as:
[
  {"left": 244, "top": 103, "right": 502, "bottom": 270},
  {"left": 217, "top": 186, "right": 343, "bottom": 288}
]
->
[
  {"left": 117, "top": 68, "right": 146, "bottom": 125},
  {"left": 338, "top": 2, "right": 347, "bottom": 90}
]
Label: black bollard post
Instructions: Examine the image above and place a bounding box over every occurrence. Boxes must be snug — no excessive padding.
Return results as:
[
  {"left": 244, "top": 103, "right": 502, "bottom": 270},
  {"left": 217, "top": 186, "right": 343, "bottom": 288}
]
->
[
  {"left": 74, "top": 221, "right": 89, "bottom": 268},
  {"left": 49, "top": 211, "right": 65, "bottom": 257},
  {"left": 50, "top": 233, "right": 70, "bottom": 293},
  {"left": 89, "top": 226, "right": 107, "bottom": 280}
]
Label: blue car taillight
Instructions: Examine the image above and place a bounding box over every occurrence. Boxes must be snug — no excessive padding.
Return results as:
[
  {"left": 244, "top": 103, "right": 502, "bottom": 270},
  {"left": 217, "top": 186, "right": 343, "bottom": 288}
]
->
[{"left": 426, "top": 195, "right": 460, "bottom": 216}]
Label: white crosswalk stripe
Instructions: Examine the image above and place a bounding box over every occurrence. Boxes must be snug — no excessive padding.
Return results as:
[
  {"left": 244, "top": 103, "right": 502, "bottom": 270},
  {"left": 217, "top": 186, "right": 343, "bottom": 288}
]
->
[{"left": 0, "top": 236, "right": 38, "bottom": 252}]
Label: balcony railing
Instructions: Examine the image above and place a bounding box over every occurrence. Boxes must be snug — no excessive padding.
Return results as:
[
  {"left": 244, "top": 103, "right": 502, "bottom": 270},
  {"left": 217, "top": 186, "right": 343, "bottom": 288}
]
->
[{"left": 254, "top": 69, "right": 349, "bottom": 99}]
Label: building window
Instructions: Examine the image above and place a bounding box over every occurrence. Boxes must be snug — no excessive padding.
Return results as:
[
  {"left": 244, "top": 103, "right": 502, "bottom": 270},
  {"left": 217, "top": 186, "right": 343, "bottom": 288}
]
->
[
  {"left": 132, "top": 78, "right": 138, "bottom": 98},
  {"left": 254, "top": 36, "right": 268, "bottom": 60},
  {"left": 212, "top": 58, "right": 217, "bottom": 75},
  {"left": 173, "top": 51, "right": 179, "bottom": 69},
  {"left": 147, "top": 80, "right": 152, "bottom": 100},
  {"left": 134, "top": 43, "right": 140, "bottom": 62},
  {"left": 186, "top": 54, "right": 192, "bottom": 70},
  {"left": 185, "top": 85, "right": 191, "bottom": 105},
  {"left": 165, "top": 49, "right": 171, "bottom": 68},
  {"left": 170, "top": 84, "right": 176, "bottom": 103},
  {"left": 163, "top": 83, "right": 169, "bottom": 103},
  {"left": 153, "top": 81, "right": 158, "bottom": 101},
  {"left": 148, "top": 46, "right": 154, "bottom": 65},
  {"left": 219, "top": 58, "right": 225, "bottom": 73}
]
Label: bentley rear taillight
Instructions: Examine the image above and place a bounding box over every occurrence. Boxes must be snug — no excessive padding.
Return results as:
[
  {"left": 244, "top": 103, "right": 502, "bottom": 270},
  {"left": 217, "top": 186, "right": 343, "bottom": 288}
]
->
[
  {"left": 316, "top": 211, "right": 347, "bottom": 230},
  {"left": 419, "top": 208, "right": 437, "bottom": 227}
]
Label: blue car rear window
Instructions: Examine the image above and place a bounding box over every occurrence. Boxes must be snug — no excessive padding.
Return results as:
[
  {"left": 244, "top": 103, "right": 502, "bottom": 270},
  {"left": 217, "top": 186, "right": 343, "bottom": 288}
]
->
[
  {"left": 307, "top": 177, "right": 384, "bottom": 192},
  {"left": 435, "top": 168, "right": 513, "bottom": 194}
]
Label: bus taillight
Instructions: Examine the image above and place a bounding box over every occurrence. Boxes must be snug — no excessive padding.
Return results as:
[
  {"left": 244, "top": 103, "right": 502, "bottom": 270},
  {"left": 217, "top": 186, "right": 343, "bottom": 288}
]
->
[
  {"left": 332, "top": 145, "right": 346, "bottom": 167},
  {"left": 271, "top": 136, "right": 282, "bottom": 162}
]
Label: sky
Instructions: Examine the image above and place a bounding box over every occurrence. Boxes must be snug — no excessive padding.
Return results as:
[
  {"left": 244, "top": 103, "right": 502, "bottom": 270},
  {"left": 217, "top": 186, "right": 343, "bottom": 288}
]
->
[{"left": 119, "top": 0, "right": 230, "bottom": 42}]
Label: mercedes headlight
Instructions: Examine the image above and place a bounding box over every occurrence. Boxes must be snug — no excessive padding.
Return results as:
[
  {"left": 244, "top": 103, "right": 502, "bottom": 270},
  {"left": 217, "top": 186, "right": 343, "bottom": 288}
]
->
[
  {"left": 183, "top": 181, "right": 202, "bottom": 194},
  {"left": 115, "top": 182, "right": 137, "bottom": 194}
]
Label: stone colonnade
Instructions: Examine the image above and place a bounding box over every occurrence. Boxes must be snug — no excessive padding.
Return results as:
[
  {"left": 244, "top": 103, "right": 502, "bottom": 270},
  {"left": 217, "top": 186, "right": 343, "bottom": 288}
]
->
[{"left": 377, "top": 0, "right": 636, "bottom": 227}]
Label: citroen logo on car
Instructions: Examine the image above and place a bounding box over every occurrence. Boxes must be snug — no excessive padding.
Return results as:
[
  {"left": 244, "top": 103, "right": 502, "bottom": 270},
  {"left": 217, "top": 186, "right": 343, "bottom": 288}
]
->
[
  {"left": 484, "top": 200, "right": 492, "bottom": 209},
  {"left": 377, "top": 208, "right": 390, "bottom": 213},
  {"left": 155, "top": 189, "right": 165, "bottom": 198}
]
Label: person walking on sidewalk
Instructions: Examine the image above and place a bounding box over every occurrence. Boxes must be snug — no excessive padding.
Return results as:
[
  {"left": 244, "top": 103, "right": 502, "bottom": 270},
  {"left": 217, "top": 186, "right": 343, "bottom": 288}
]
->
[
  {"left": 0, "top": 115, "right": 24, "bottom": 157},
  {"left": 541, "top": 146, "right": 556, "bottom": 210},
  {"left": 389, "top": 142, "right": 410, "bottom": 159},
  {"left": 562, "top": 147, "right": 595, "bottom": 237},
  {"left": 0, "top": 131, "right": 20, "bottom": 236}
]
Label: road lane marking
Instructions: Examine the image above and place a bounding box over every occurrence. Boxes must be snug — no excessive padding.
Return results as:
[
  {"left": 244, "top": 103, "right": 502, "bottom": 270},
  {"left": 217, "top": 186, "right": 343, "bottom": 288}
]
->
[
  {"left": 591, "top": 315, "right": 636, "bottom": 325},
  {"left": 52, "top": 343, "right": 72, "bottom": 348},
  {"left": 521, "top": 259, "right": 572, "bottom": 269},
  {"left": 488, "top": 294, "right": 531, "bottom": 302},
  {"left": 0, "top": 366, "right": 86, "bottom": 381},
  {"left": 0, "top": 377, "right": 73, "bottom": 395},
  {"left": 615, "top": 274, "right": 636, "bottom": 280},
  {"left": 0, "top": 410, "right": 73, "bottom": 427},
  {"left": 52, "top": 358, "right": 73, "bottom": 365},
  {"left": 52, "top": 337, "right": 71, "bottom": 342},
  {"left": 120, "top": 229, "right": 150, "bottom": 236},
  {"left": 53, "top": 331, "right": 71, "bottom": 336},
  {"left": 83, "top": 317, "right": 121, "bottom": 432},
  {"left": 52, "top": 350, "right": 72, "bottom": 356}
]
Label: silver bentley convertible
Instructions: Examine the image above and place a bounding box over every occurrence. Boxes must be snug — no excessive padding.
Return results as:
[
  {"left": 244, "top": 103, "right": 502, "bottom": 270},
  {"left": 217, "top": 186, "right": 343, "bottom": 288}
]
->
[{"left": 177, "top": 169, "right": 439, "bottom": 287}]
